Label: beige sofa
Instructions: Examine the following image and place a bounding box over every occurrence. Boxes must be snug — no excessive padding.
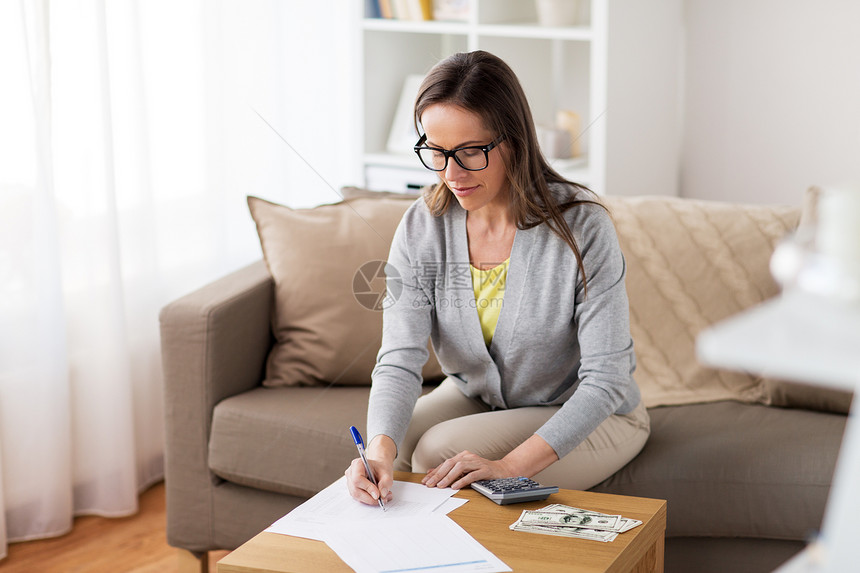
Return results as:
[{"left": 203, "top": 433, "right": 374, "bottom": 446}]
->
[{"left": 160, "top": 190, "right": 851, "bottom": 573}]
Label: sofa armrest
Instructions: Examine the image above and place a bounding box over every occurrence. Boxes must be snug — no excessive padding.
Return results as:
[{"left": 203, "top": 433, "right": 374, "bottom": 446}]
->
[{"left": 159, "top": 260, "right": 274, "bottom": 551}]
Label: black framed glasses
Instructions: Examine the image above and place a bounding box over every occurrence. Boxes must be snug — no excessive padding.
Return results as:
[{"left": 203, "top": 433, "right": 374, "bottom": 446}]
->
[{"left": 413, "top": 133, "right": 506, "bottom": 172}]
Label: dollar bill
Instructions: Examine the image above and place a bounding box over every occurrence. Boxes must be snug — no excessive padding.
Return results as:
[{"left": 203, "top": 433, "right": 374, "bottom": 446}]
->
[
  {"left": 510, "top": 521, "right": 617, "bottom": 542},
  {"left": 542, "top": 504, "right": 594, "bottom": 514},
  {"left": 618, "top": 517, "right": 642, "bottom": 533},
  {"left": 542, "top": 504, "right": 642, "bottom": 533},
  {"left": 517, "top": 510, "right": 622, "bottom": 531},
  {"left": 509, "top": 504, "right": 641, "bottom": 542}
]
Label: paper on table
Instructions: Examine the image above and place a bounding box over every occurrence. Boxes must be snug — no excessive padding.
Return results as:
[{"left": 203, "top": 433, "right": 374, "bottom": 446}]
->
[
  {"left": 323, "top": 513, "right": 512, "bottom": 573},
  {"left": 435, "top": 496, "right": 469, "bottom": 515},
  {"left": 266, "top": 476, "right": 460, "bottom": 541}
]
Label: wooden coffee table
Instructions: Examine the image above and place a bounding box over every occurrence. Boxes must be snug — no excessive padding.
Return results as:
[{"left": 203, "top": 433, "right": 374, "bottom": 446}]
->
[{"left": 217, "top": 472, "right": 666, "bottom": 573}]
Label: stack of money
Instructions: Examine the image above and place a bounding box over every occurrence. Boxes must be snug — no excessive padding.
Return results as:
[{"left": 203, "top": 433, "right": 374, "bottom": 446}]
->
[{"left": 509, "top": 504, "right": 642, "bottom": 542}]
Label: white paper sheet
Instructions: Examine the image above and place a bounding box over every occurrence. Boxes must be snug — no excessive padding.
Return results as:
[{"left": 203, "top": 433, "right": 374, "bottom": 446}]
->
[
  {"left": 323, "top": 513, "right": 512, "bottom": 573},
  {"left": 434, "top": 496, "right": 469, "bottom": 515},
  {"left": 266, "top": 477, "right": 460, "bottom": 541},
  {"left": 265, "top": 477, "right": 507, "bottom": 572}
]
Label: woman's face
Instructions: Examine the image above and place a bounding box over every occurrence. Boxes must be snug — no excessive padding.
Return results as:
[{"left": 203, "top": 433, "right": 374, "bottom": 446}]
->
[{"left": 420, "top": 104, "right": 509, "bottom": 215}]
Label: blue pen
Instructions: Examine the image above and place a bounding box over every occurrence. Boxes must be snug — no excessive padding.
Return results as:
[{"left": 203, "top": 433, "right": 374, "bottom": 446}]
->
[{"left": 349, "top": 426, "right": 386, "bottom": 511}]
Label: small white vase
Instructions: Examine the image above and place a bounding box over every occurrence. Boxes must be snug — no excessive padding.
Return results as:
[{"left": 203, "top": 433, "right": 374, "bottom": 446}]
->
[{"left": 536, "top": 0, "right": 580, "bottom": 27}]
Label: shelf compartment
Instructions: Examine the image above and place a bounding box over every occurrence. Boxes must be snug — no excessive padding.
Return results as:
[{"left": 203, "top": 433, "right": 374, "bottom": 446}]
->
[
  {"left": 362, "top": 31, "right": 468, "bottom": 156},
  {"left": 364, "top": 152, "right": 424, "bottom": 169},
  {"left": 476, "top": 23, "right": 592, "bottom": 41},
  {"left": 475, "top": 36, "right": 592, "bottom": 154},
  {"left": 363, "top": 18, "right": 592, "bottom": 41},
  {"left": 362, "top": 18, "right": 470, "bottom": 36}
]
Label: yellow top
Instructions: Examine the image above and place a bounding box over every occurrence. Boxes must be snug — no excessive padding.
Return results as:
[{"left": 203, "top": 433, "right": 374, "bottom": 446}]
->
[{"left": 470, "top": 258, "right": 510, "bottom": 347}]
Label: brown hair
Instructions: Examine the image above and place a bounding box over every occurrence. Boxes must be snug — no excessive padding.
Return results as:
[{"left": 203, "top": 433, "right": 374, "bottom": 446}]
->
[{"left": 414, "top": 50, "right": 603, "bottom": 294}]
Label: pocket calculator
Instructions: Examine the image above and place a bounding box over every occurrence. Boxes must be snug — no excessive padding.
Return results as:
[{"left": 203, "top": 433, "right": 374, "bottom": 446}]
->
[{"left": 470, "top": 477, "right": 559, "bottom": 505}]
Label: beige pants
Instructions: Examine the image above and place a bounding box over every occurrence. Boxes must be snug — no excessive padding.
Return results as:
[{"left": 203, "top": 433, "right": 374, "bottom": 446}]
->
[{"left": 394, "top": 377, "right": 651, "bottom": 490}]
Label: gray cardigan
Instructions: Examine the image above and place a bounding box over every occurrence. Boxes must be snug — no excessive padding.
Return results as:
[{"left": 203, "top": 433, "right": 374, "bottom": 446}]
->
[{"left": 367, "top": 189, "right": 641, "bottom": 459}]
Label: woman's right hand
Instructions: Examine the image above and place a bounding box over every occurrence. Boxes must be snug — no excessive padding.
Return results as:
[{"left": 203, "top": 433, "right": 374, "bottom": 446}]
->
[{"left": 345, "top": 434, "right": 396, "bottom": 506}]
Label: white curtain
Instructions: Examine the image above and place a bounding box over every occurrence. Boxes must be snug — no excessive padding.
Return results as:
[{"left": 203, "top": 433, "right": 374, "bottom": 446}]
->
[{"left": 0, "top": 0, "right": 355, "bottom": 557}]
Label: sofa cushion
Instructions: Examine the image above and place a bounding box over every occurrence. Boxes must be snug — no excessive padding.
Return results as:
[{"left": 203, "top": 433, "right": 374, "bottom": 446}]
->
[
  {"left": 248, "top": 195, "right": 443, "bottom": 386},
  {"left": 763, "top": 379, "right": 853, "bottom": 415},
  {"left": 209, "top": 386, "right": 373, "bottom": 498},
  {"left": 591, "top": 401, "right": 846, "bottom": 540},
  {"left": 602, "top": 195, "right": 799, "bottom": 407}
]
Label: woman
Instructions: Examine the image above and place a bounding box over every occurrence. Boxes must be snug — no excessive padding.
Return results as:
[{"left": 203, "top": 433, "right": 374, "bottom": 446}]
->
[{"left": 346, "top": 50, "right": 649, "bottom": 506}]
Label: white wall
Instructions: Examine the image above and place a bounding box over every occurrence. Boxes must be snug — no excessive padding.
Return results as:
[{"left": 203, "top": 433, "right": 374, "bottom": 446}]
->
[
  {"left": 681, "top": 0, "right": 860, "bottom": 205},
  {"left": 607, "top": 0, "right": 684, "bottom": 197}
]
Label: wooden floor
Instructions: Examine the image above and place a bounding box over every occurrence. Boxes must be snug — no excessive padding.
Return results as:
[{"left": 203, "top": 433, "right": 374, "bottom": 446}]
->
[{"left": 1, "top": 482, "right": 229, "bottom": 573}]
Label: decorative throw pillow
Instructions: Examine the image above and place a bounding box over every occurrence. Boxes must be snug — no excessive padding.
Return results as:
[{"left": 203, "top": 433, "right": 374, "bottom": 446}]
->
[
  {"left": 602, "top": 195, "right": 800, "bottom": 407},
  {"left": 248, "top": 194, "right": 444, "bottom": 387}
]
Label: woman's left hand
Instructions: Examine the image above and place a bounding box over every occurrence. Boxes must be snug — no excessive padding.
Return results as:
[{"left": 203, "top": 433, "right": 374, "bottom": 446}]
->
[{"left": 421, "top": 450, "right": 515, "bottom": 490}]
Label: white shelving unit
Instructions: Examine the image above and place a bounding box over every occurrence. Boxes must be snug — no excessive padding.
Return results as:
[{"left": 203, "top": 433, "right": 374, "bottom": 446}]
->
[
  {"left": 697, "top": 293, "right": 860, "bottom": 572},
  {"left": 354, "top": 0, "right": 683, "bottom": 196}
]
